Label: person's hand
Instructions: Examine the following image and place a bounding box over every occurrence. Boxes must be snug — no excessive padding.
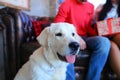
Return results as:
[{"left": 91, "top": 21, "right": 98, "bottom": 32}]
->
[
  {"left": 79, "top": 37, "right": 86, "bottom": 50},
  {"left": 93, "top": 4, "right": 103, "bottom": 21}
]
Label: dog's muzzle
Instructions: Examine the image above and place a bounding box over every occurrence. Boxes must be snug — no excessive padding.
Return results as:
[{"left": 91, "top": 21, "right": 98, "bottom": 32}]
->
[
  {"left": 57, "top": 42, "right": 80, "bottom": 63},
  {"left": 69, "top": 42, "right": 80, "bottom": 54}
]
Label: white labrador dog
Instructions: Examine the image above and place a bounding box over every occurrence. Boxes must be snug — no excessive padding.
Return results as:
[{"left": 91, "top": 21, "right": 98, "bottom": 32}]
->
[{"left": 14, "top": 22, "right": 80, "bottom": 80}]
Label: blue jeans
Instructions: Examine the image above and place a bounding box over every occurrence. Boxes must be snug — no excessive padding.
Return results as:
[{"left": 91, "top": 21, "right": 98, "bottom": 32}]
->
[
  {"left": 66, "top": 64, "right": 75, "bottom": 80},
  {"left": 66, "top": 36, "right": 110, "bottom": 80}
]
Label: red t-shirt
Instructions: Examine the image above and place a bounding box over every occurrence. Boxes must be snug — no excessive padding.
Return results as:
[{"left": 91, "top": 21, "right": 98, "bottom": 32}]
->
[{"left": 54, "top": 0, "right": 97, "bottom": 37}]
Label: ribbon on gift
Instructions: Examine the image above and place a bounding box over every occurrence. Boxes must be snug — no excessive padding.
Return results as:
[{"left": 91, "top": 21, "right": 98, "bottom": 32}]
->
[{"left": 107, "top": 18, "right": 113, "bottom": 34}]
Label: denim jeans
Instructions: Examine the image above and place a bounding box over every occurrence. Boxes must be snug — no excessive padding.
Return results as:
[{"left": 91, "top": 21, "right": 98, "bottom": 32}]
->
[
  {"left": 66, "top": 36, "right": 110, "bottom": 80},
  {"left": 66, "top": 64, "right": 75, "bottom": 80}
]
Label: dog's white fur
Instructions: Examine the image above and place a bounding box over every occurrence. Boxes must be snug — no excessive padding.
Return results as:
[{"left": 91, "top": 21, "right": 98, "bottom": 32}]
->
[{"left": 14, "top": 22, "right": 80, "bottom": 80}]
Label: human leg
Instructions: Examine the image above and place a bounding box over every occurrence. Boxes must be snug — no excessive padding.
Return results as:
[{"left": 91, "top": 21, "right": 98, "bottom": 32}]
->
[
  {"left": 112, "top": 34, "right": 120, "bottom": 48},
  {"left": 85, "top": 36, "right": 110, "bottom": 80},
  {"left": 109, "top": 41, "right": 120, "bottom": 78},
  {"left": 109, "top": 34, "right": 120, "bottom": 78}
]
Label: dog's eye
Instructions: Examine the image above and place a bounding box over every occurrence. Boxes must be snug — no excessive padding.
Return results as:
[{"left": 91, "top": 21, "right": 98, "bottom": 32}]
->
[
  {"left": 55, "top": 33, "right": 62, "bottom": 36},
  {"left": 72, "top": 33, "right": 75, "bottom": 36}
]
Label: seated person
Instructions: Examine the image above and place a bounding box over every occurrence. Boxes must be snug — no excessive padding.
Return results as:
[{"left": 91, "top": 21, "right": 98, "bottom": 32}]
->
[
  {"left": 97, "top": 0, "right": 120, "bottom": 78},
  {"left": 54, "top": 0, "right": 111, "bottom": 80}
]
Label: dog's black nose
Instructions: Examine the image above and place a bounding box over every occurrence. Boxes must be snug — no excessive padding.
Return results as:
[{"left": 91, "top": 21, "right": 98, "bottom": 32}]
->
[{"left": 69, "top": 42, "right": 79, "bottom": 51}]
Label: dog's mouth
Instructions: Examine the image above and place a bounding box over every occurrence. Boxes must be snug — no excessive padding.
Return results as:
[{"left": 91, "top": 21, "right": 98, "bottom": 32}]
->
[{"left": 57, "top": 52, "right": 76, "bottom": 63}]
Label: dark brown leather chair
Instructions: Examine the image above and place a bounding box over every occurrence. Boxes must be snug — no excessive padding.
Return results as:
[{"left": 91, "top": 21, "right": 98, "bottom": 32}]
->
[{"left": 0, "top": 7, "right": 118, "bottom": 80}]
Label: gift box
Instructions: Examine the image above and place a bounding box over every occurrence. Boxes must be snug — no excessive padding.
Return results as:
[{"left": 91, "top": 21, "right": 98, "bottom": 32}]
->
[{"left": 96, "top": 18, "right": 120, "bottom": 36}]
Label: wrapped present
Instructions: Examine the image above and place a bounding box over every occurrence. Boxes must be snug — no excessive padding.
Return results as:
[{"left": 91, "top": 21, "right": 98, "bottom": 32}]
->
[{"left": 96, "top": 18, "right": 120, "bottom": 36}]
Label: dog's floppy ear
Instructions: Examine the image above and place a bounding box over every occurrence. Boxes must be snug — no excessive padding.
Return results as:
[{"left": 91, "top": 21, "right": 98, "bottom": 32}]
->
[{"left": 37, "top": 27, "right": 50, "bottom": 47}]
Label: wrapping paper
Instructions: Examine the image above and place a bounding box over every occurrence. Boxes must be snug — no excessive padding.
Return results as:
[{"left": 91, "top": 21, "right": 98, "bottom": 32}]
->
[{"left": 96, "top": 18, "right": 120, "bottom": 36}]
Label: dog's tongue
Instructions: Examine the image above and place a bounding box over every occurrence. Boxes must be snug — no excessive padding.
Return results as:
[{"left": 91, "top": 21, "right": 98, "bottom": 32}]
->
[{"left": 66, "top": 55, "right": 75, "bottom": 63}]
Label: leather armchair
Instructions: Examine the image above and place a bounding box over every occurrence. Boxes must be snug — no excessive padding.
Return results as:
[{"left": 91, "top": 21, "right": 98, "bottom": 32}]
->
[
  {"left": 0, "top": 7, "right": 37, "bottom": 80},
  {"left": 0, "top": 7, "right": 118, "bottom": 80}
]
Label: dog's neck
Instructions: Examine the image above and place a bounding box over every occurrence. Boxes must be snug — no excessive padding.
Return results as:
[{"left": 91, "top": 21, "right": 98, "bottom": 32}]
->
[
  {"left": 38, "top": 47, "right": 68, "bottom": 73},
  {"left": 42, "top": 48, "right": 54, "bottom": 67},
  {"left": 30, "top": 47, "right": 69, "bottom": 73},
  {"left": 43, "top": 47, "right": 68, "bottom": 68}
]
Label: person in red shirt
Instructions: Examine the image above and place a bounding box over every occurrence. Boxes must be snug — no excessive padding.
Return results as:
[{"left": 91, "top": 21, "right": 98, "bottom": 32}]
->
[{"left": 54, "top": 0, "right": 111, "bottom": 80}]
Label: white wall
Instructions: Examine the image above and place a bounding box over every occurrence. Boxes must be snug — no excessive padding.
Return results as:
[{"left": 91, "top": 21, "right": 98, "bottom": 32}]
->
[
  {"left": 24, "top": 0, "right": 59, "bottom": 17},
  {"left": 24, "top": 0, "right": 50, "bottom": 17},
  {"left": 88, "top": 0, "right": 106, "bottom": 10},
  {"left": 0, "top": 0, "right": 60, "bottom": 17}
]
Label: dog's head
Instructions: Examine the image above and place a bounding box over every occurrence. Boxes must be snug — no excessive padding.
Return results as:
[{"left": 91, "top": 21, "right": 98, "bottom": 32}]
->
[{"left": 37, "top": 22, "right": 80, "bottom": 63}]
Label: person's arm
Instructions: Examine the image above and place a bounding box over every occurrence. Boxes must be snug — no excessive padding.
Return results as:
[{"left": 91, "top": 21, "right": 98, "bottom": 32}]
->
[
  {"left": 87, "top": 4, "right": 98, "bottom": 36},
  {"left": 88, "top": 16, "right": 98, "bottom": 36},
  {"left": 92, "top": 4, "right": 103, "bottom": 21},
  {"left": 54, "top": 2, "right": 69, "bottom": 22}
]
